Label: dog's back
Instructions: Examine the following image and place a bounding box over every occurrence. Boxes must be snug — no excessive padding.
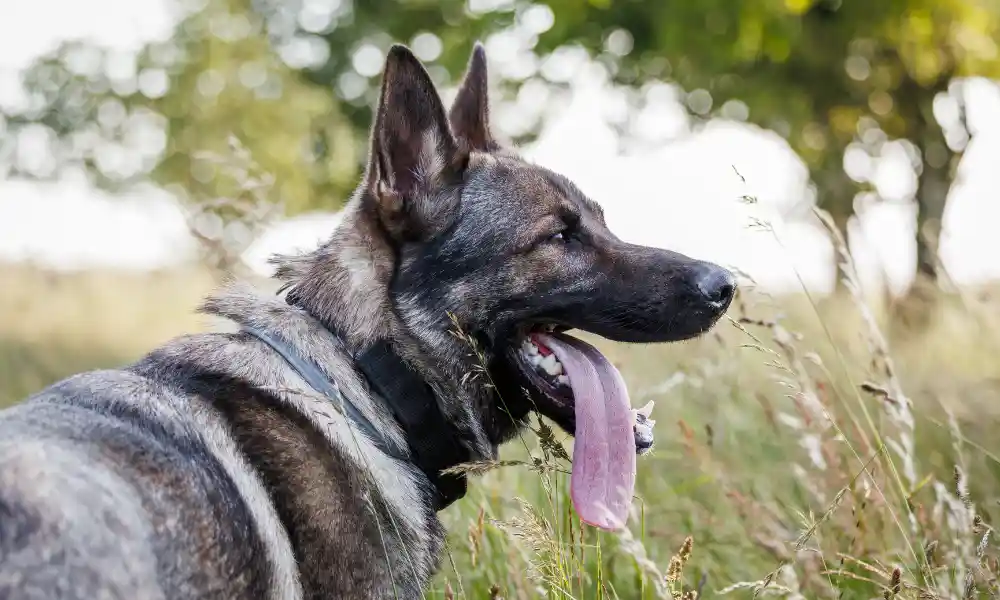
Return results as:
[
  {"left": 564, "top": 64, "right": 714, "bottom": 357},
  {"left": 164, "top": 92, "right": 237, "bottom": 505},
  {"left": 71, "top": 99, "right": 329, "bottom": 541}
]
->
[{"left": 0, "top": 370, "right": 275, "bottom": 599}]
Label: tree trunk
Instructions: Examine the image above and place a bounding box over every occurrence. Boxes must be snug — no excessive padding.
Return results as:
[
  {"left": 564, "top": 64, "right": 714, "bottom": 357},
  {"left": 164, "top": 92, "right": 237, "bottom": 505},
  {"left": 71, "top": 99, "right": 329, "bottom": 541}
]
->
[
  {"left": 914, "top": 146, "right": 950, "bottom": 283},
  {"left": 889, "top": 140, "right": 950, "bottom": 334},
  {"left": 892, "top": 78, "right": 957, "bottom": 334}
]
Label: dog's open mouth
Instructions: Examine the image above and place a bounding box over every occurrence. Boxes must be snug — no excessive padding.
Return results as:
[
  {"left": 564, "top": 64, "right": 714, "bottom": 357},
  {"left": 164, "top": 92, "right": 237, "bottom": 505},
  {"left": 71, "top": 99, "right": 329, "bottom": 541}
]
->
[
  {"left": 509, "top": 324, "right": 641, "bottom": 532},
  {"left": 516, "top": 327, "right": 572, "bottom": 400}
]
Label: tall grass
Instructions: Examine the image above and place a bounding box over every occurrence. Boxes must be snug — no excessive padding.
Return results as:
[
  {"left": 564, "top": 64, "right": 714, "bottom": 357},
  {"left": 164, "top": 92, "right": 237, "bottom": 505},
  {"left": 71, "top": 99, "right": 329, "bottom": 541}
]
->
[{"left": 2, "top": 222, "right": 999, "bottom": 598}]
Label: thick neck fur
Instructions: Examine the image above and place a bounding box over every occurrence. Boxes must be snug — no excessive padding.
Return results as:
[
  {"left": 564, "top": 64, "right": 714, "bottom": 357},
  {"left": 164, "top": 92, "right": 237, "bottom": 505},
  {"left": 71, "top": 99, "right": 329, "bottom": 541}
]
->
[
  {"left": 269, "top": 192, "right": 527, "bottom": 462},
  {"left": 199, "top": 282, "right": 409, "bottom": 455},
  {"left": 167, "top": 287, "right": 443, "bottom": 597}
]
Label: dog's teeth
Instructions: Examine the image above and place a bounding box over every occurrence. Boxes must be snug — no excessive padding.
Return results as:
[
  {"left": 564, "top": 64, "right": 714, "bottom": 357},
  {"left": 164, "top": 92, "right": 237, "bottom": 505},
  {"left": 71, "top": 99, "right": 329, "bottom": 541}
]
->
[
  {"left": 530, "top": 354, "right": 543, "bottom": 367},
  {"left": 527, "top": 343, "right": 539, "bottom": 356},
  {"left": 557, "top": 375, "right": 569, "bottom": 385},
  {"left": 539, "top": 355, "right": 561, "bottom": 376}
]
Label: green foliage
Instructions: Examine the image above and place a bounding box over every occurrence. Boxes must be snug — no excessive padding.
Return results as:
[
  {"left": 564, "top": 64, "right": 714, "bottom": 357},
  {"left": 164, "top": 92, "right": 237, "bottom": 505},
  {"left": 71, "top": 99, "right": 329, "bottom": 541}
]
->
[
  {"left": 7, "top": 0, "right": 359, "bottom": 213},
  {"left": 1, "top": 0, "right": 513, "bottom": 211},
  {"left": 537, "top": 0, "right": 998, "bottom": 231},
  {"left": 2, "top": 0, "right": 999, "bottom": 282}
]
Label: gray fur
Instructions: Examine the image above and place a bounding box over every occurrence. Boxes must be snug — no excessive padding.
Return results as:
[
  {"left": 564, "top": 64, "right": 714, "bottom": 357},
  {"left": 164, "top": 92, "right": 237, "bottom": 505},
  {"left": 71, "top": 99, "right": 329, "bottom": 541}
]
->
[
  {"left": 1, "top": 284, "right": 439, "bottom": 599},
  {"left": 0, "top": 42, "right": 735, "bottom": 599}
]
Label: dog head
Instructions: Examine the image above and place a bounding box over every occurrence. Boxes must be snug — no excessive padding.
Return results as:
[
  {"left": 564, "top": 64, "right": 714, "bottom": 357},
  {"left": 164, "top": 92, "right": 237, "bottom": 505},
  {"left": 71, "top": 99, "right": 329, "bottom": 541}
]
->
[{"left": 278, "top": 44, "right": 734, "bottom": 525}]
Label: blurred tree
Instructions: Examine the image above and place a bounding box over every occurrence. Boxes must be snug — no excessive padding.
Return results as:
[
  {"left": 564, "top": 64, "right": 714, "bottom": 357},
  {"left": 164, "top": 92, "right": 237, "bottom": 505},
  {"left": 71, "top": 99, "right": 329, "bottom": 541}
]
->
[
  {"left": 2, "top": 0, "right": 998, "bottom": 300},
  {"left": 0, "top": 0, "right": 513, "bottom": 212},
  {"left": 532, "top": 0, "right": 998, "bottom": 305},
  {"left": 2, "top": 0, "right": 353, "bottom": 214}
]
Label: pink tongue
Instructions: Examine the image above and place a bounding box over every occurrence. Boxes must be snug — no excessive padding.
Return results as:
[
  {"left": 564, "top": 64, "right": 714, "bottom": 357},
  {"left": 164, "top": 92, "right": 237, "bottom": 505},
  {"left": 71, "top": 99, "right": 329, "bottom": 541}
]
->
[{"left": 535, "top": 333, "right": 635, "bottom": 531}]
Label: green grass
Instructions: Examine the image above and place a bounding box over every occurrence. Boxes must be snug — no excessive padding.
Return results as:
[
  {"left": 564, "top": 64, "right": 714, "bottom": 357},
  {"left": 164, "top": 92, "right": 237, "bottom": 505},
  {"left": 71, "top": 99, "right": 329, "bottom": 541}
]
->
[{"left": 2, "top": 262, "right": 1000, "bottom": 599}]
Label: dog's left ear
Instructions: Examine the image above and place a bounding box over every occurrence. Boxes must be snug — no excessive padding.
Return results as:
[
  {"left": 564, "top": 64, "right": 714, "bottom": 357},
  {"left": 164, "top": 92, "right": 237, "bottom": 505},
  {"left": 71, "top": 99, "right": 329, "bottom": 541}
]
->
[
  {"left": 449, "top": 43, "right": 499, "bottom": 153},
  {"left": 366, "top": 45, "right": 464, "bottom": 240}
]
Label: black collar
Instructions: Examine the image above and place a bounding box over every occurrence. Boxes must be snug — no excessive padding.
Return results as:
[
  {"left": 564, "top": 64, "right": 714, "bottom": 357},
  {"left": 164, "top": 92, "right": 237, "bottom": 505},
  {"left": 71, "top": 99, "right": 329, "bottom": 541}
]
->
[
  {"left": 242, "top": 327, "right": 469, "bottom": 510},
  {"left": 354, "top": 340, "right": 470, "bottom": 509}
]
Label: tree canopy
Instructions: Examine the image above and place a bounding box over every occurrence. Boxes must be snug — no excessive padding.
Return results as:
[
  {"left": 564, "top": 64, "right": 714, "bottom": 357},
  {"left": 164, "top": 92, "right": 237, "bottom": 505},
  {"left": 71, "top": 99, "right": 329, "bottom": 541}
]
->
[{"left": 2, "top": 0, "right": 998, "bottom": 287}]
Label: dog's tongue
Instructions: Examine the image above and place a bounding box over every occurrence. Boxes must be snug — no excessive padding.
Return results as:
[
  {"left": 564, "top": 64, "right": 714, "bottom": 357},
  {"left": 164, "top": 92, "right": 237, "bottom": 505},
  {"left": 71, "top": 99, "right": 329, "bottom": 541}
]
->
[{"left": 535, "top": 333, "right": 635, "bottom": 531}]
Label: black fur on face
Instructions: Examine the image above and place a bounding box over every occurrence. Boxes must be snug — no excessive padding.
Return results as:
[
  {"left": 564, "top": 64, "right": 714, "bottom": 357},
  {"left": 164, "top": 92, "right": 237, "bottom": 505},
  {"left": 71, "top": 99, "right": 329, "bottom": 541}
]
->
[{"left": 371, "top": 45, "right": 736, "bottom": 439}]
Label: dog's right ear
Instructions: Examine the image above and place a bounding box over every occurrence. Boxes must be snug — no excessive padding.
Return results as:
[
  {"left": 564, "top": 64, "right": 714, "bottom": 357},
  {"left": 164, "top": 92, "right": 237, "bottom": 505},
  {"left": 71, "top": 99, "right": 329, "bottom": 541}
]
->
[{"left": 366, "top": 45, "right": 464, "bottom": 241}]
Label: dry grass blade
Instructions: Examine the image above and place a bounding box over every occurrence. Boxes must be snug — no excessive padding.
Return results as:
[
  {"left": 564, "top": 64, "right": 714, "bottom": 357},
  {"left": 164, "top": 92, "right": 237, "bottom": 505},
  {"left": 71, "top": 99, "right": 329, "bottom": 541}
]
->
[
  {"left": 491, "top": 498, "right": 566, "bottom": 592},
  {"left": 440, "top": 460, "right": 528, "bottom": 477},
  {"left": 614, "top": 526, "right": 671, "bottom": 599}
]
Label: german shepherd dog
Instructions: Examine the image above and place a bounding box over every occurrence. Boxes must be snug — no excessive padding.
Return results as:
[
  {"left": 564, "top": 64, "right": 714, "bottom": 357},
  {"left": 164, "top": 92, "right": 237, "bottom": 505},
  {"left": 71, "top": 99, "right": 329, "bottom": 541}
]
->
[{"left": 0, "top": 44, "right": 735, "bottom": 599}]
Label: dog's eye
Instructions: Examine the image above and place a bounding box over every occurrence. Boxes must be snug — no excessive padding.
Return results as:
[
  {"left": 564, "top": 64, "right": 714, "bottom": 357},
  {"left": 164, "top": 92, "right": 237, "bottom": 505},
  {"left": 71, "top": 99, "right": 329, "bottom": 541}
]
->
[{"left": 530, "top": 228, "right": 572, "bottom": 252}]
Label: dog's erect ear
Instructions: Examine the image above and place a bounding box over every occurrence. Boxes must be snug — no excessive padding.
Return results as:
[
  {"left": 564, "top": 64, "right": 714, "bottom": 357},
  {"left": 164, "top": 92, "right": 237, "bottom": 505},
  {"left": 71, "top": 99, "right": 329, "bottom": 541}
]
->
[
  {"left": 449, "top": 43, "right": 498, "bottom": 153},
  {"left": 367, "top": 45, "right": 463, "bottom": 240}
]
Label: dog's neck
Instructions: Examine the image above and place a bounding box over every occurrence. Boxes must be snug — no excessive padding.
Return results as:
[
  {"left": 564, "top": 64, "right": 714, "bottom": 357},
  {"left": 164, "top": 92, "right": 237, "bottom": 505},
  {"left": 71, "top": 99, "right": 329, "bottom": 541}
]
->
[
  {"left": 272, "top": 199, "right": 511, "bottom": 461},
  {"left": 204, "top": 283, "right": 472, "bottom": 509},
  {"left": 340, "top": 337, "right": 472, "bottom": 508},
  {"left": 242, "top": 315, "right": 471, "bottom": 509}
]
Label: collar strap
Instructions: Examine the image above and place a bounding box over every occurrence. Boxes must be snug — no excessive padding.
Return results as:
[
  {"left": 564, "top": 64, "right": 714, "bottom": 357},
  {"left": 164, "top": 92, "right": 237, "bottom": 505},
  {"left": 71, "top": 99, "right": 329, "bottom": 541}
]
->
[{"left": 242, "top": 326, "right": 469, "bottom": 510}]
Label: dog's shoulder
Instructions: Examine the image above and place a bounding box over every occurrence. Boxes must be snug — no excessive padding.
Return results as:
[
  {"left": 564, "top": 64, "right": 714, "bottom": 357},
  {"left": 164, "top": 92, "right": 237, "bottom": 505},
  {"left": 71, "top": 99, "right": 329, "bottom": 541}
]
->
[
  {"left": 142, "top": 324, "right": 448, "bottom": 597},
  {"left": 1, "top": 289, "right": 446, "bottom": 598},
  {"left": 135, "top": 318, "right": 446, "bottom": 598}
]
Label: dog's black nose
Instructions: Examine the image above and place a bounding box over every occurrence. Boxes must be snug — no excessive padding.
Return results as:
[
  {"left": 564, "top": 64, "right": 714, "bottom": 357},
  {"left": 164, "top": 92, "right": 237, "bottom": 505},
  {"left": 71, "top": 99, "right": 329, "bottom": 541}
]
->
[{"left": 695, "top": 265, "right": 736, "bottom": 307}]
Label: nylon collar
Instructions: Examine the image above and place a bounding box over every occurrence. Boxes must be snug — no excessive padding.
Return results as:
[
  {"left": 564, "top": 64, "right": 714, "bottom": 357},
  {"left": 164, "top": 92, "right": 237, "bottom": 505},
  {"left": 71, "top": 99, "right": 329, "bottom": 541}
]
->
[{"left": 243, "top": 326, "right": 469, "bottom": 510}]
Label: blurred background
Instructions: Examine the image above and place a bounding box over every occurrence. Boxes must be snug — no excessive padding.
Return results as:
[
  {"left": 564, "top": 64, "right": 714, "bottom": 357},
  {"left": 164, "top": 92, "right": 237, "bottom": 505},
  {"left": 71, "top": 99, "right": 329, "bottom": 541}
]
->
[{"left": 2, "top": 0, "right": 1000, "bottom": 597}]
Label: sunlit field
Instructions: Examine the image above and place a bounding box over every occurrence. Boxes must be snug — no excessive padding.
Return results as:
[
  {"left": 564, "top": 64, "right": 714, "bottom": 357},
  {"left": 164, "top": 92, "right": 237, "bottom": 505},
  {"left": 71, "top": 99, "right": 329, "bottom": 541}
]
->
[{"left": 3, "top": 250, "right": 999, "bottom": 599}]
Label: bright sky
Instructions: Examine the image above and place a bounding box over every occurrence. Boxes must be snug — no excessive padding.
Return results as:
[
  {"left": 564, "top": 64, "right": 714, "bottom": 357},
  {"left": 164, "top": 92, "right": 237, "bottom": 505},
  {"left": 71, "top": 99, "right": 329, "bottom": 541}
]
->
[{"left": 1, "top": 0, "right": 999, "bottom": 297}]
